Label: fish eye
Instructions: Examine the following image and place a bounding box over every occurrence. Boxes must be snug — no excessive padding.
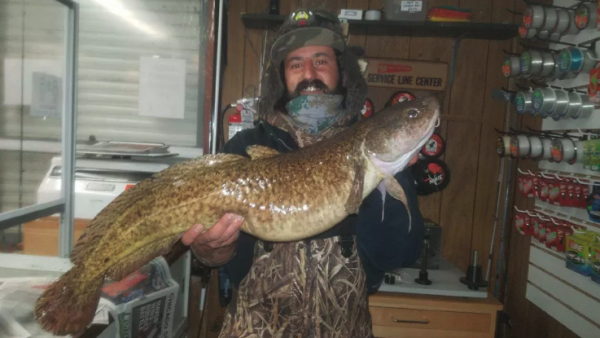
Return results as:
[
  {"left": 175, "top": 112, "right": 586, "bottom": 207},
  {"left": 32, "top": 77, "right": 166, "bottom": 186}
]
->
[{"left": 407, "top": 109, "right": 419, "bottom": 118}]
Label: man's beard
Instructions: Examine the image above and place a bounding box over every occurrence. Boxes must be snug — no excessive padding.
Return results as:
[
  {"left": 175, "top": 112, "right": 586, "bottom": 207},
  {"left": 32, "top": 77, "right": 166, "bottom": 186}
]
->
[
  {"left": 289, "top": 79, "right": 335, "bottom": 99},
  {"left": 274, "top": 77, "right": 345, "bottom": 113}
]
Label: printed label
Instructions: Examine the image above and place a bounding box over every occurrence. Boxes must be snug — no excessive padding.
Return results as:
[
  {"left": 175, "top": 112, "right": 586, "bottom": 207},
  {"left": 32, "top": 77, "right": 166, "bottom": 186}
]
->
[
  {"left": 569, "top": 240, "right": 584, "bottom": 252},
  {"left": 520, "top": 52, "right": 532, "bottom": 73},
  {"left": 422, "top": 134, "right": 444, "bottom": 157},
  {"left": 576, "top": 5, "right": 590, "bottom": 29},
  {"left": 589, "top": 66, "right": 600, "bottom": 103},
  {"left": 510, "top": 139, "right": 519, "bottom": 157},
  {"left": 519, "top": 25, "right": 529, "bottom": 39},
  {"left": 401, "top": 1, "right": 423, "bottom": 12},
  {"left": 503, "top": 60, "right": 512, "bottom": 77},
  {"left": 523, "top": 8, "right": 533, "bottom": 28},
  {"left": 552, "top": 143, "right": 564, "bottom": 162},
  {"left": 532, "top": 90, "right": 543, "bottom": 111},
  {"left": 515, "top": 93, "right": 526, "bottom": 113},
  {"left": 558, "top": 50, "right": 571, "bottom": 72}
]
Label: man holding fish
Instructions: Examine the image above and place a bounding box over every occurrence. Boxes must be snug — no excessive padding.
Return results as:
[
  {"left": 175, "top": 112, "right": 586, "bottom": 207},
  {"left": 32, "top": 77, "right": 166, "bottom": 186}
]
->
[{"left": 182, "top": 8, "right": 426, "bottom": 338}]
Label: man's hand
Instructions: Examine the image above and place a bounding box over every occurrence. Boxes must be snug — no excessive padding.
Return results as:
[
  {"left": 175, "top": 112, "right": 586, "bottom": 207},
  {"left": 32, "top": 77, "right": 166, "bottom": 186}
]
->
[{"left": 181, "top": 213, "right": 244, "bottom": 266}]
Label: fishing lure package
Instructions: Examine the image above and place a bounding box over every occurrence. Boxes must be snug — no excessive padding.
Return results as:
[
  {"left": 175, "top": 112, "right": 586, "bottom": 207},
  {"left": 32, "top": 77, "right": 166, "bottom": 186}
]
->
[
  {"left": 565, "top": 232, "right": 596, "bottom": 277},
  {"left": 587, "top": 185, "right": 600, "bottom": 223},
  {"left": 591, "top": 243, "right": 600, "bottom": 285}
]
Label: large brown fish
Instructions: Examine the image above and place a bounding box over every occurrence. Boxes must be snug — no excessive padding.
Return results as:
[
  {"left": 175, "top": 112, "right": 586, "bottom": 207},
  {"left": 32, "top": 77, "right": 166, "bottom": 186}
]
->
[{"left": 34, "top": 95, "right": 440, "bottom": 335}]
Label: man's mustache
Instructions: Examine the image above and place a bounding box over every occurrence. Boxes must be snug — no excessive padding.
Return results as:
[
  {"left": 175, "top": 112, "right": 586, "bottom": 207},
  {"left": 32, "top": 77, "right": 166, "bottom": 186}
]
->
[{"left": 294, "top": 79, "right": 330, "bottom": 96}]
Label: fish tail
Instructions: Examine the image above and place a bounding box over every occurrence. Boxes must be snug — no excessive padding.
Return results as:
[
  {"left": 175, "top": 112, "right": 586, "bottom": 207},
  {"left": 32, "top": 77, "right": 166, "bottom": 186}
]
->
[{"left": 34, "top": 267, "right": 104, "bottom": 336}]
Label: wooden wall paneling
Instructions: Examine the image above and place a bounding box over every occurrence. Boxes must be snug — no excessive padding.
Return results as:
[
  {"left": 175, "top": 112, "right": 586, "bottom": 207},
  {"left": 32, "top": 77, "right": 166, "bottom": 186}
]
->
[
  {"left": 439, "top": 120, "right": 482, "bottom": 270},
  {"left": 301, "top": 0, "right": 347, "bottom": 12},
  {"left": 346, "top": 0, "right": 369, "bottom": 49},
  {"left": 282, "top": 0, "right": 302, "bottom": 14},
  {"left": 416, "top": 120, "right": 448, "bottom": 224},
  {"left": 446, "top": 3, "right": 491, "bottom": 119},
  {"left": 242, "top": 0, "right": 270, "bottom": 101},
  {"left": 365, "top": 0, "right": 410, "bottom": 59},
  {"left": 220, "top": 0, "right": 247, "bottom": 148},
  {"left": 437, "top": 0, "right": 494, "bottom": 272},
  {"left": 407, "top": 0, "right": 455, "bottom": 224},
  {"left": 469, "top": 0, "right": 515, "bottom": 300}
]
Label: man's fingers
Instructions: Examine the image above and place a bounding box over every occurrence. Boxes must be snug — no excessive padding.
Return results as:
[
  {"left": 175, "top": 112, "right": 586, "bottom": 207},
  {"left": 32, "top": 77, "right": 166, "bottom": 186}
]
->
[
  {"left": 195, "top": 213, "right": 238, "bottom": 244},
  {"left": 221, "top": 215, "right": 244, "bottom": 240},
  {"left": 221, "top": 230, "right": 240, "bottom": 246},
  {"left": 181, "top": 223, "right": 203, "bottom": 246}
]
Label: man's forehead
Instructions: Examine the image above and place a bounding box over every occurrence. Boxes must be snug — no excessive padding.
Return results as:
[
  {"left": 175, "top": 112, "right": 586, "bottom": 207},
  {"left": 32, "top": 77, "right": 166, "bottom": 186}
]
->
[{"left": 285, "top": 45, "right": 335, "bottom": 61}]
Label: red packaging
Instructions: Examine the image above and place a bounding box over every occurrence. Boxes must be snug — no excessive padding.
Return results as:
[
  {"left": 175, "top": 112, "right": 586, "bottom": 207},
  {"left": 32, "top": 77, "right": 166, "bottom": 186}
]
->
[
  {"left": 548, "top": 181, "right": 561, "bottom": 206},
  {"left": 557, "top": 224, "right": 575, "bottom": 252},
  {"left": 538, "top": 220, "right": 547, "bottom": 243},
  {"left": 514, "top": 211, "right": 526, "bottom": 234},
  {"left": 533, "top": 174, "right": 541, "bottom": 198},
  {"left": 523, "top": 213, "right": 534, "bottom": 236},
  {"left": 558, "top": 181, "right": 568, "bottom": 206},
  {"left": 566, "top": 180, "right": 575, "bottom": 207},
  {"left": 545, "top": 223, "right": 557, "bottom": 248},
  {"left": 581, "top": 184, "right": 591, "bottom": 208},
  {"left": 539, "top": 178, "right": 550, "bottom": 203},
  {"left": 518, "top": 176, "right": 524, "bottom": 196},
  {"left": 533, "top": 216, "right": 542, "bottom": 240},
  {"left": 524, "top": 175, "right": 535, "bottom": 198},
  {"left": 546, "top": 221, "right": 574, "bottom": 252}
]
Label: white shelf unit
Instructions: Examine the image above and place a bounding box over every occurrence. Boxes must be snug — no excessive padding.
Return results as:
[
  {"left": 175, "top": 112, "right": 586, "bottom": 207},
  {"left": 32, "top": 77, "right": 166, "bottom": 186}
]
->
[{"left": 519, "top": 1, "right": 600, "bottom": 337}]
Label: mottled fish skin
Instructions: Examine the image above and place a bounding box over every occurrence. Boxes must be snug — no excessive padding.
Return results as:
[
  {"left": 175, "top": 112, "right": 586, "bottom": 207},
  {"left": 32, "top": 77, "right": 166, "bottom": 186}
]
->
[{"left": 34, "top": 96, "right": 440, "bottom": 336}]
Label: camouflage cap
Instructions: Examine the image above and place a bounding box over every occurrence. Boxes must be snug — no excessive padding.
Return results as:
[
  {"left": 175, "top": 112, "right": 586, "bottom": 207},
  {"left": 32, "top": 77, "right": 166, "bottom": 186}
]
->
[{"left": 270, "top": 9, "right": 346, "bottom": 65}]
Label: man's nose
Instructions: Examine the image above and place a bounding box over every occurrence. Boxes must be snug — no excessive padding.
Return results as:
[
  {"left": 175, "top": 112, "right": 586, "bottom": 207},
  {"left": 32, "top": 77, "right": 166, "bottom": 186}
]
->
[{"left": 302, "top": 61, "right": 317, "bottom": 81}]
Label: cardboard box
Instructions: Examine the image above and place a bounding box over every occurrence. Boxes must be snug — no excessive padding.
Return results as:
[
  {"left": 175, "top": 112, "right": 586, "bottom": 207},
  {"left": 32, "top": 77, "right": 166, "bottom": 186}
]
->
[{"left": 363, "top": 58, "right": 448, "bottom": 92}]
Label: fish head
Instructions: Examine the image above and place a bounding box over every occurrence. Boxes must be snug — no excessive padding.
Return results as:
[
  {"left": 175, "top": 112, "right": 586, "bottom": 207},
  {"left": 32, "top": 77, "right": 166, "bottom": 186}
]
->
[{"left": 363, "top": 96, "right": 441, "bottom": 176}]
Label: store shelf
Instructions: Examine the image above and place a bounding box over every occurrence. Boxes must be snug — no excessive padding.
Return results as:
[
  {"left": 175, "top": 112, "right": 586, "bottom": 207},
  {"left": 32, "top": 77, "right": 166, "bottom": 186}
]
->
[{"left": 241, "top": 13, "right": 520, "bottom": 40}]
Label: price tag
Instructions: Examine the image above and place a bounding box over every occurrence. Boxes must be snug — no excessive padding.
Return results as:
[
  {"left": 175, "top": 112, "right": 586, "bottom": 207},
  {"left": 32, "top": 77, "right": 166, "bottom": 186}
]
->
[{"left": 401, "top": 1, "right": 423, "bottom": 12}]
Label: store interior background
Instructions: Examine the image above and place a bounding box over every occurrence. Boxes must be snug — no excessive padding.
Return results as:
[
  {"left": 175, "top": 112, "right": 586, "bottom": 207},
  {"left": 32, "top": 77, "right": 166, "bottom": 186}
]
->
[{"left": 1, "top": 0, "right": 577, "bottom": 337}]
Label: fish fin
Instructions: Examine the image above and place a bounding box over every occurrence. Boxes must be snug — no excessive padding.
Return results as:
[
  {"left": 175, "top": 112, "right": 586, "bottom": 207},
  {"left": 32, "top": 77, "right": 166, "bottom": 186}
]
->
[
  {"left": 35, "top": 267, "right": 104, "bottom": 336},
  {"left": 377, "top": 181, "right": 386, "bottom": 221},
  {"left": 246, "top": 145, "right": 281, "bottom": 160},
  {"left": 106, "top": 233, "right": 182, "bottom": 281},
  {"left": 384, "top": 176, "right": 412, "bottom": 231},
  {"left": 160, "top": 153, "right": 247, "bottom": 172},
  {"left": 70, "top": 153, "right": 246, "bottom": 265},
  {"left": 345, "top": 159, "right": 365, "bottom": 215}
]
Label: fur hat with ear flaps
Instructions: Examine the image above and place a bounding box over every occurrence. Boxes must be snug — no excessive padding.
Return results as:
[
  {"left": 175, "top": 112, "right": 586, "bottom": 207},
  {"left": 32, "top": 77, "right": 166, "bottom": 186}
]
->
[{"left": 257, "top": 9, "right": 368, "bottom": 121}]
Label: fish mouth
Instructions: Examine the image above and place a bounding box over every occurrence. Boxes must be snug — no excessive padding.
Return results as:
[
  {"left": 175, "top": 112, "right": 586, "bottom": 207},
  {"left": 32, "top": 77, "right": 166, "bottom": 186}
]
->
[{"left": 369, "top": 106, "right": 440, "bottom": 176}]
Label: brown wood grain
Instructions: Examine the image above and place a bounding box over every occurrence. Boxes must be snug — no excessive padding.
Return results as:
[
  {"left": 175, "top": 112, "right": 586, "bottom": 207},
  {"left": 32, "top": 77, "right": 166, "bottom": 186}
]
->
[
  {"left": 242, "top": 0, "right": 269, "bottom": 100},
  {"left": 346, "top": 0, "right": 369, "bottom": 48},
  {"left": 439, "top": 121, "right": 481, "bottom": 270},
  {"left": 283, "top": 0, "right": 303, "bottom": 14},
  {"left": 220, "top": 0, "right": 247, "bottom": 147},
  {"left": 469, "top": 0, "right": 514, "bottom": 298},
  {"left": 365, "top": 0, "right": 410, "bottom": 59},
  {"left": 302, "top": 0, "right": 347, "bottom": 12}
]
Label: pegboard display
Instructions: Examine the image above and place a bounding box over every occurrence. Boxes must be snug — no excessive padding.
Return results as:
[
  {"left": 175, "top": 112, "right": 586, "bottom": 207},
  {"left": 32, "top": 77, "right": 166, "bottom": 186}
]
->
[{"left": 503, "top": 1, "right": 600, "bottom": 337}]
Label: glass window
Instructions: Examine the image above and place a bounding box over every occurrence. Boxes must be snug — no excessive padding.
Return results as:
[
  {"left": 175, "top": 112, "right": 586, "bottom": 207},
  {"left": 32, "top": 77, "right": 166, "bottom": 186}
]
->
[{"left": 0, "top": 0, "right": 68, "bottom": 258}]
